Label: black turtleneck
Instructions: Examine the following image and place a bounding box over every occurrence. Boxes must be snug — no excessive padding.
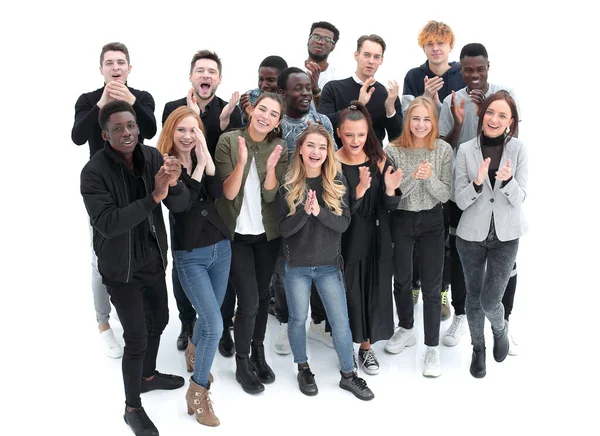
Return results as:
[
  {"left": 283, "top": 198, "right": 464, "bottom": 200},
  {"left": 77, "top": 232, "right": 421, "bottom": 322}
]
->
[{"left": 481, "top": 133, "right": 505, "bottom": 189}]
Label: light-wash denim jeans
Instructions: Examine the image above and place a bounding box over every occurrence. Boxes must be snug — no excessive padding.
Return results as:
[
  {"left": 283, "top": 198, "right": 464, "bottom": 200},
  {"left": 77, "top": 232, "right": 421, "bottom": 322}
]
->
[
  {"left": 283, "top": 262, "right": 355, "bottom": 373},
  {"left": 175, "top": 239, "right": 232, "bottom": 387}
]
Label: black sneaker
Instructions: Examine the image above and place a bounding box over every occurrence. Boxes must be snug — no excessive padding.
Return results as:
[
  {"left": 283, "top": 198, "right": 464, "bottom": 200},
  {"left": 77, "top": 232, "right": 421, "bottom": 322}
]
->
[
  {"left": 123, "top": 407, "right": 159, "bottom": 436},
  {"left": 339, "top": 372, "right": 374, "bottom": 401},
  {"left": 140, "top": 371, "right": 185, "bottom": 393},
  {"left": 297, "top": 367, "right": 318, "bottom": 396}
]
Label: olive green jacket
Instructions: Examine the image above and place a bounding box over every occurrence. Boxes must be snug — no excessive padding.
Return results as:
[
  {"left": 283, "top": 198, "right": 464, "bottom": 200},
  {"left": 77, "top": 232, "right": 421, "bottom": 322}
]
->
[{"left": 215, "top": 128, "right": 288, "bottom": 241}]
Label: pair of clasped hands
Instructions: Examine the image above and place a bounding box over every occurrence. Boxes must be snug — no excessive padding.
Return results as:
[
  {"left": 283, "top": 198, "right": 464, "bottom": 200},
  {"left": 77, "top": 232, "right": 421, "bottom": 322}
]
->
[{"left": 474, "top": 158, "right": 512, "bottom": 186}]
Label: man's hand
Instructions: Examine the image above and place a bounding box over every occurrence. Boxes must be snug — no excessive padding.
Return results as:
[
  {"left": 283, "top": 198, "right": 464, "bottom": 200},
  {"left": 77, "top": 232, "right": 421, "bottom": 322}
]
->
[
  {"left": 305, "top": 61, "right": 321, "bottom": 94},
  {"left": 220, "top": 91, "right": 240, "bottom": 130},
  {"left": 187, "top": 88, "right": 200, "bottom": 115},
  {"left": 424, "top": 75, "right": 443, "bottom": 105},
  {"left": 107, "top": 81, "right": 136, "bottom": 105},
  {"left": 358, "top": 77, "right": 376, "bottom": 105},
  {"left": 153, "top": 167, "right": 171, "bottom": 202}
]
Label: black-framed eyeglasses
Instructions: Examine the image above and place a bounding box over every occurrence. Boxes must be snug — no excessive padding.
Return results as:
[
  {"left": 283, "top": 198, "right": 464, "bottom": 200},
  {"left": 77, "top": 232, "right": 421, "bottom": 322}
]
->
[{"left": 309, "top": 34, "right": 335, "bottom": 45}]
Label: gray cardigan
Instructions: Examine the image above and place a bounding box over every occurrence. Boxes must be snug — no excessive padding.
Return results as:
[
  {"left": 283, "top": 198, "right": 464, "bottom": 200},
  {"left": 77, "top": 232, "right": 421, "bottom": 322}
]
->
[{"left": 454, "top": 136, "right": 528, "bottom": 242}]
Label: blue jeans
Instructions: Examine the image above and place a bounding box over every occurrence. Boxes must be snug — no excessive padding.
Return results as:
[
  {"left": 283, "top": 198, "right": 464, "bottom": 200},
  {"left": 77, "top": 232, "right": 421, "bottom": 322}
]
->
[
  {"left": 283, "top": 262, "right": 355, "bottom": 373},
  {"left": 175, "top": 240, "right": 232, "bottom": 387}
]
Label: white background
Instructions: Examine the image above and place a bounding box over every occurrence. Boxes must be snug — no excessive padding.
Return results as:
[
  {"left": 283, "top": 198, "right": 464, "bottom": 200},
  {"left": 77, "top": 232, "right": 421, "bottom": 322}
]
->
[{"left": 1, "top": 1, "right": 597, "bottom": 435}]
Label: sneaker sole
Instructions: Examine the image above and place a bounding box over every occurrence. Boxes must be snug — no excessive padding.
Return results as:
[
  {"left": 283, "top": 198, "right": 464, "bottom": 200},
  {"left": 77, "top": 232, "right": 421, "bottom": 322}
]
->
[
  {"left": 339, "top": 383, "right": 374, "bottom": 401},
  {"left": 361, "top": 365, "right": 380, "bottom": 375},
  {"left": 422, "top": 369, "right": 442, "bottom": 378},
  {"left": 274, "top": 347, "right": 292, "bottom": 355},
  {"left": 384, "top": 336, "right": 417, "bottom": 354}
]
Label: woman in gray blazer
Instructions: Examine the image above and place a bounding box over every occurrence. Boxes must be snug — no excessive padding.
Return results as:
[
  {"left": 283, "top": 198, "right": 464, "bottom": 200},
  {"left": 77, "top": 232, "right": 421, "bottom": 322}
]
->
[{"left": 454, "top": 91, "right": 527, "bottom": 378}]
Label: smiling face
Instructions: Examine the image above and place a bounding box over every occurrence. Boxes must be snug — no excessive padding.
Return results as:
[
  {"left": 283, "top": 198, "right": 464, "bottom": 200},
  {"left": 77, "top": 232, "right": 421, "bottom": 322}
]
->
[
  {"left": 189, "top": 58, "right": 222, "bottom": 101},
  {"left": 482, "top": 99, "right": 513, "bottom": 138},
  {"left": 460, "top": 55, "right": 489, "bottom": 91},
  {"left": 337, "top": 119, "right": 368, "bottom": 157},
  {"left": 299, "top": 133, "right": 328, "bottom": 173},
  {"left": 102, "top": 111, "right": 138, "bottom": 157},
  {"left": 249, "top": 97, "right": 282, "bottom": 136},
  {"left": 100, "top": 50, "right": 131, "bottom": 84},
  {"left": 409, "top": 104, "right": 433, "bottom": 143},
  {"left": 284, "top": 72, "right": 312, "bottom": 117},
  {"left": 258, "top": 67, "right": 279, "bottom": 93},
  {"left": 173, "top": 115, "right": 200, "bottom": 155}
]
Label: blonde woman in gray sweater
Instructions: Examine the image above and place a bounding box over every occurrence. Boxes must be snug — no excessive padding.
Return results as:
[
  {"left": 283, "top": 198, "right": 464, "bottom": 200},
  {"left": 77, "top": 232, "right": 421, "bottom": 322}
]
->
[{"left": 384, "top": 96, "right": 453, "bottom": 377}]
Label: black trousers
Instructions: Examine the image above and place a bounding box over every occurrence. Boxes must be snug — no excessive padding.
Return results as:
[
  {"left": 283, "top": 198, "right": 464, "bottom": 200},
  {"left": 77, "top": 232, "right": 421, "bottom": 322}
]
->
[
  {"left": 391, "top": 205, "right": 444, "bottom": 346},
  {"left": 229, "top": 233, "right": 280, "bottom": 356},
  {"left": 106, "top": 274, "right": 169, "bottom": 409},
  {"left": 449, "top": 201, "right": 517, "bottom": 318}
]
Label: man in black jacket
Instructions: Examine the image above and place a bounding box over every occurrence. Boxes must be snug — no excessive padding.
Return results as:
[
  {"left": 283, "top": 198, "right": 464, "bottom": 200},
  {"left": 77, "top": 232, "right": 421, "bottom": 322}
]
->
[
  {"left": 72, "top": 42, "right": 158, "bottom": 359},
  {"left": 81, "top": 101, "right": 188, "bottom": 436}
]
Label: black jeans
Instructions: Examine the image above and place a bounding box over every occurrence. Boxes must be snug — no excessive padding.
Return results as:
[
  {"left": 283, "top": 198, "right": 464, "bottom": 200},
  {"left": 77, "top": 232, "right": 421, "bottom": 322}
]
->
[
  {"left": 456, "top": 221, "right": 519, "bottom": 348},
  {"left": 391, "top": 205, "right": 444, "bottom": 346},
  {"left": 229, "top": 233, "right": 280, "bottom": 356},
  {"left": 106, "top": 275, "right": 169, "bottom": 409},
  {"left": 449, "top": 201, "right": 517, "bottom": 317},
  {"left": 170, "top": 217, "right": 235, "bottom": 330},
  {"left": 273, "top": 254, "right": 327, "bottom": 325}
]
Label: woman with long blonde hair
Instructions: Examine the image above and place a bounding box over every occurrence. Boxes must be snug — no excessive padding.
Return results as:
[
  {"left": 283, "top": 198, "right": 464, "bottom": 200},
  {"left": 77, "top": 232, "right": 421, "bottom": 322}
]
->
[
  {"left": 157, "top": 106, "right": 230, "bottom": 427},
  {"left": 383, "top": 96, "right": 453, "bottom": 378},
  {"left": 276, "top": 124, "right": 374, "bottom": 401}
]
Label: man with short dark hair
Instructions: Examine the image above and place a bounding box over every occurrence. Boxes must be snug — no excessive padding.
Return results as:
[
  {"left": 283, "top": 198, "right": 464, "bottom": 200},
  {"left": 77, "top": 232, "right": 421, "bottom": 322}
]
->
[
  {"left": 163, "top": 50, "right": 243, "bottom": 354},
  {"left": 303, "top": 21, "right": 341, "bottom": 107},
  {"left": 81, "top": 100, "right": 188, "bottom": 436},
  {"left": 239, "top": 55, "right": 288, "bottom": 120},
  {"left": 318, "top": 34, "right": 402, "bottom": 148},
  {"left": 72, "top": 42, "right": 157, "bottom": 358}
]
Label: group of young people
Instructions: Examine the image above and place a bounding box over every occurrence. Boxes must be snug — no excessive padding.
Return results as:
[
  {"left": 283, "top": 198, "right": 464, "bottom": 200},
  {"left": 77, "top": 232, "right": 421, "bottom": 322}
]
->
[{"left": 74, "top": 19, "right": 528, "bottom": 436}]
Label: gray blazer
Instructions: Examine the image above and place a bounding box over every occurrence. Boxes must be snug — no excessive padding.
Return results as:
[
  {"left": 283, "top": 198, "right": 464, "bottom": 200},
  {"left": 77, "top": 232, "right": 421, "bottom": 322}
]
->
[{"left": 454, "top": 136, "right": 528, "bottom": 242}]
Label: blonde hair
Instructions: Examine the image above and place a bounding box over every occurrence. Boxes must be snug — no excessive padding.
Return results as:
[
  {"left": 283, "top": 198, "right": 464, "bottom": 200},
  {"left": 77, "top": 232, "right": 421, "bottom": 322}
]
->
[
  {"left": 156, "top": 107, "right": 205, "bottom": 158},
  {"left": 390, "top": 96, "right": 439, "bottom": 150},
  {"left": 284, "top": 124, "right": 346, "bottom": 216}
]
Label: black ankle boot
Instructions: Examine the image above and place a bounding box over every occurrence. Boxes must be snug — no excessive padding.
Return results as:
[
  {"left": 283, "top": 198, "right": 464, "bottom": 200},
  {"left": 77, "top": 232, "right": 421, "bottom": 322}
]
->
[
  {"left": 493, "top": 325, "right": 510, "bottom": 362},
  {"left": 235, "top": 355, "right": 265, "bottom": 394},
  {"left": 470, "top": 346, "right": 486, "bottom": 378},
  {"left": 177, "top": 320, "right": 195, "bottom": 351},
  {"left": 250, "top": 343, "right": 276, "bottom": 384},
  {"left": 218, "top": 328, "right": 235, "bottom": 358}
]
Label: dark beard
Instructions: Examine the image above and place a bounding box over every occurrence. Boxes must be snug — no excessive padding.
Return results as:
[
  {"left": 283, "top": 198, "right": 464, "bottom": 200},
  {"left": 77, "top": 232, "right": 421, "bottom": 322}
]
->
[{"left": 308, "top": 50, "right": 327, "bottom": 63}]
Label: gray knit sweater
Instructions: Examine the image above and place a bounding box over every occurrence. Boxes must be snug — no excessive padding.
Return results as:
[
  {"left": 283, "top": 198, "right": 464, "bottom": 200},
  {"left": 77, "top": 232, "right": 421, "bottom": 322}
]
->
[{"left": 384, "top": 139, "right": 453, "bottom": 212}]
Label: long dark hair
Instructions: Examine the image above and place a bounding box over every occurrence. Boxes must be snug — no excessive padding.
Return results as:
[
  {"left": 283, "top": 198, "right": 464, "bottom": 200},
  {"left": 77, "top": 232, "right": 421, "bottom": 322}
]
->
[
  {"left": 476, "top": 90, "right": 519, "bottom": 142},
  {"left": 338, "top": 100, "right": 385, "bottom": 166}
]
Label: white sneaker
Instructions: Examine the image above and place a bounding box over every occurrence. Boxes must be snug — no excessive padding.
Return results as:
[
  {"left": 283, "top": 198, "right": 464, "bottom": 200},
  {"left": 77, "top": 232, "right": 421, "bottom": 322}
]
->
[
  {"left": 100, "top": 328, "right": 123, "bottom": 358},
  {"left": 442, "top": 314, "right": 467, "bottom": 347},
  {"left": 274, "top": 323, "right": 291, "bottom": 355},
  {"left": 507, "top": 324, "right": 519, "bottom": 356},
  {"left": 308, "top": 321, "right": 334, "bottom": 349},
  {"left": 423, "top": 346, "right": 441, "bottom": 377},
  {"left": 384, "top": 327, "right": 416, "bottom": 354}
]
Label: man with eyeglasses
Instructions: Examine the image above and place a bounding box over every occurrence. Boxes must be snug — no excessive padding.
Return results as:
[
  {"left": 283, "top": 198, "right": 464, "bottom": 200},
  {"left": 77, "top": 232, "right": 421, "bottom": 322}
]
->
[
  {"left": 304, "top": 21, "right": 340, "bottom": 107},
  {"left": 318, "top": 34, "right": 402, "bottom": 148}
]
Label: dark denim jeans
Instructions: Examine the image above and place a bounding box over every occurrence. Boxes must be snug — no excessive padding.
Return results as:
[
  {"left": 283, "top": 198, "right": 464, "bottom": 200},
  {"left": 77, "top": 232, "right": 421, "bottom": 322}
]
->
[
  {"left": 175, "top": 239, "right": 231, "bottom": 387},
  {"left": 456, "top": 222, "right": 519, "bottom": 347}
]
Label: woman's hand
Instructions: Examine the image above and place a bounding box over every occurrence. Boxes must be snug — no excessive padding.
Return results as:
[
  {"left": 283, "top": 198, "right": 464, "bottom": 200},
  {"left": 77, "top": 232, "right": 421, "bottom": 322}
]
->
[{"left": 356, "top": 166, "right": 372, "bottom": 199}]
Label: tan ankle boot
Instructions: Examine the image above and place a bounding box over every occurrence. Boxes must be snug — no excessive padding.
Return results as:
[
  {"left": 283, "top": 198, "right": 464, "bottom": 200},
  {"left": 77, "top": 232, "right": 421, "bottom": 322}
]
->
[
  {"left": 186, "top": 378, "right": 220, "bottom": 427},
  {"left": 184, "top": 341, "right": 214, "bottom": 383}
]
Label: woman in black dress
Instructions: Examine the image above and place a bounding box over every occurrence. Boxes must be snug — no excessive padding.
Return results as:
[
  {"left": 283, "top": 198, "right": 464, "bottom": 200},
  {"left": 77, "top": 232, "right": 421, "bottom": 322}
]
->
[{"left": 335, "top": 101, "right": 403, "bottom": 375}]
